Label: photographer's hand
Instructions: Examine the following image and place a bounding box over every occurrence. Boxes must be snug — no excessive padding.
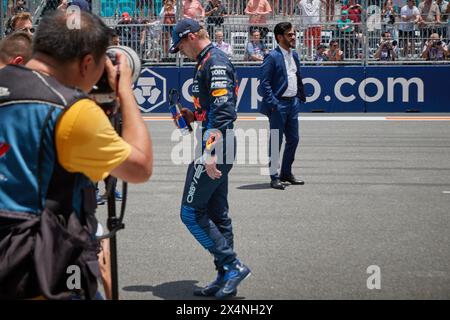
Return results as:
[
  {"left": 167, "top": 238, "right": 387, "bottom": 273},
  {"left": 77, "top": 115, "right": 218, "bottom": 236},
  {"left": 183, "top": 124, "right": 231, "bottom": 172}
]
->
[{"left": 105, "top": 53, "right": 133, "bottom": 99}]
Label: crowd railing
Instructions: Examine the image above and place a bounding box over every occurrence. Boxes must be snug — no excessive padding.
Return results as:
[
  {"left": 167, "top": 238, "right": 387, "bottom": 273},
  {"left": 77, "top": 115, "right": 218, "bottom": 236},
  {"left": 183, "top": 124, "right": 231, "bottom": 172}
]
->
[
  {"left": 1, "top": 1, "right": 449, "bottom": 66},
  {"left": 111, "top": 19, "right": 450, "bottom": 65}
]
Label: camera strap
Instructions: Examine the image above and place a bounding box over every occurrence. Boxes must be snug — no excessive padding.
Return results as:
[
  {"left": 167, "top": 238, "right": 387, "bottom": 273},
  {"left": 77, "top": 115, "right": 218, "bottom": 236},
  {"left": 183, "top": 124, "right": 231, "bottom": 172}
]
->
[{"left": 96, "top": 100, "right": 128, "bottom": 300}]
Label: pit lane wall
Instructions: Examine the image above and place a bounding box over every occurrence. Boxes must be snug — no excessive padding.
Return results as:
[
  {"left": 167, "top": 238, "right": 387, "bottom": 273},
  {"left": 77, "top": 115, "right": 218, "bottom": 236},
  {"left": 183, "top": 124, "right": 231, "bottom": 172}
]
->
[{"left": 133, "top": 65, "right": 450, "bottom": 113}]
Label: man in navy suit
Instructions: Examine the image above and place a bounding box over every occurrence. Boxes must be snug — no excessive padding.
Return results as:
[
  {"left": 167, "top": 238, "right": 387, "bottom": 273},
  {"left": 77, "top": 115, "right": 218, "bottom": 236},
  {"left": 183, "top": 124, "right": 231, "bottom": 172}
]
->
[{"left": 259, "top": 22, "right": 306, "bottom": 190}]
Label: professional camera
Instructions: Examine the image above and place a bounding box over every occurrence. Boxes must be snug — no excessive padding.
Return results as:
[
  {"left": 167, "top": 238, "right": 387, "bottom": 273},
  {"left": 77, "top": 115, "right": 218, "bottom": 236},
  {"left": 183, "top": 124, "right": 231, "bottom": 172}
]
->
[
  {"left": 382, "top": 40, "right": 397, "bottom": 48},
  {"left": 432, "top": 40, "right": 442, "bottom": 47},
  {"left": 90, "top": 45, "right": 141, "bottom": 107}
]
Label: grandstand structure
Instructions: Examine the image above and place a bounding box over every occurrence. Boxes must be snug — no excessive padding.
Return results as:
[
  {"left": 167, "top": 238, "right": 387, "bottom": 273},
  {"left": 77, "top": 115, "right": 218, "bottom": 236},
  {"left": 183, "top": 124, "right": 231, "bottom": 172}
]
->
[{"left": 1, "top": 0, "right": 449, "bottom": 65}]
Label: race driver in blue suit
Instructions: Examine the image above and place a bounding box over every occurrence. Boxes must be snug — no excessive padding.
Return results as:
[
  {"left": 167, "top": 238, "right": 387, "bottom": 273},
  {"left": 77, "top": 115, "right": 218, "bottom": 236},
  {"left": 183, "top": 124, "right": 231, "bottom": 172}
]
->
[{"left": 169, "top": 18, "right": 251, "bottom": 298}]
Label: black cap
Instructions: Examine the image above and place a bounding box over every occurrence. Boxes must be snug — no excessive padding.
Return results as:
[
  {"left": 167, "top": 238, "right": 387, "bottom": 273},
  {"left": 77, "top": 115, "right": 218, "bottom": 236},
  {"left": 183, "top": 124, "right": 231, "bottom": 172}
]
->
[{"left": 169, "top": 19, "right": 202, "bottom": 54}]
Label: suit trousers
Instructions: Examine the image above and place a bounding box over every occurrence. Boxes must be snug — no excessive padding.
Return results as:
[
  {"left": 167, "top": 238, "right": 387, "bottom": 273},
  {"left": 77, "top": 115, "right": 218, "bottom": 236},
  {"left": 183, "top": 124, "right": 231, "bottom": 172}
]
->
[{"left": 268, "top": 98, "right": 300, "bottom": 181}]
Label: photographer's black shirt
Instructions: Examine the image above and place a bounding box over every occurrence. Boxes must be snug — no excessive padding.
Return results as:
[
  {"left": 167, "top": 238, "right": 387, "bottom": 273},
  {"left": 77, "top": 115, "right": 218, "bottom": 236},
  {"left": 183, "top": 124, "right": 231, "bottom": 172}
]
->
[
  {"left": 379, "top": 45, "right": 392, "bottom": 61},
  {"left": 427, "top": 46, "right": 445, "bottom": 61}
]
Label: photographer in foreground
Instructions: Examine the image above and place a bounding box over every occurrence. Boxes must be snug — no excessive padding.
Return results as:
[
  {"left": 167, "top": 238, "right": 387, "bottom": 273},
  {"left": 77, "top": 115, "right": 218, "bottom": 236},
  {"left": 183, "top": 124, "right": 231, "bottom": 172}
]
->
[
  {"left": 421, "top": 33, "right": 448, "bottom": 61},
  {"left": 375, "top": 31, "right": 398, "bottom": 61},
  {"left": 0, "top": 10, "right": 152, "bottom": 299}
]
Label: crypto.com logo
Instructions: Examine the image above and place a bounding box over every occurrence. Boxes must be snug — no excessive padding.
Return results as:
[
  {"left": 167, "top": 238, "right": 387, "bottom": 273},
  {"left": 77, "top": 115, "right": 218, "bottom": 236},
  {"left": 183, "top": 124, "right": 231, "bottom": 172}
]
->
[{"left": 133, "top": 68, "right": 167, "bottom": 112}]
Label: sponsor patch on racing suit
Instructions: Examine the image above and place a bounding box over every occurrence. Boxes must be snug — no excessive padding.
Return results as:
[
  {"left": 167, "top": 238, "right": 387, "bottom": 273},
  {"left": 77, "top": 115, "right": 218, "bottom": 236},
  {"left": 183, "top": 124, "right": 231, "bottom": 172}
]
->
[{"left": 191, "top": 43, "right": 238, "bottom": 156}]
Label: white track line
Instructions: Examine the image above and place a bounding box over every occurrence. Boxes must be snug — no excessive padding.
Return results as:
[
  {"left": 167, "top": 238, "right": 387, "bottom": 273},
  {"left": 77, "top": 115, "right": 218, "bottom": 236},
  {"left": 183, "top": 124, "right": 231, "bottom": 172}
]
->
[{"left": 142, "top": 116, "right": 450, "bottom": 122}]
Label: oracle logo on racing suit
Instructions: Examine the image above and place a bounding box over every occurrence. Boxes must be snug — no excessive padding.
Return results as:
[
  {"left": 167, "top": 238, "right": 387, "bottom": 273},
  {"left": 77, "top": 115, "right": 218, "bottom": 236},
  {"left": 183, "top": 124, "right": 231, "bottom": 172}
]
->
[{"left": 186, "top": 163, "right": 206, "bottom": 203}]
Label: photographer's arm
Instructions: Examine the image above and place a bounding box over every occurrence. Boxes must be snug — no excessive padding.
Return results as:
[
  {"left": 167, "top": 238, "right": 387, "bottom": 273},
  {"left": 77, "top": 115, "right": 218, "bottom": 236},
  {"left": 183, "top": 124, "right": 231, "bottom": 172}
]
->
[
  {"left": 391, "top": 46, "right": 397, "bottom": 60},
  {"left": 108, "top": 55, "right": 153, "bottom": 183},
  {"left": 443, "top": 45, "right": 449, "bottom": 58},
  {"left": 336, "top": 49, "right": 343, "bottom": 61},
  {"left": 421, "top": 42, "right": 431, "bottom": 59},
  {"left": 374, "top": 44, "right": 383, "bottom": 59}
]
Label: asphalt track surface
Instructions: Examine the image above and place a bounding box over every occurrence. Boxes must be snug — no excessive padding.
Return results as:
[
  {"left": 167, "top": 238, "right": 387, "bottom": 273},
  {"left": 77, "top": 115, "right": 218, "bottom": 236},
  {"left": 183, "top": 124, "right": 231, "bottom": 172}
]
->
[{"left": 96, "top": 113, "right": 450, "bottom": 300}]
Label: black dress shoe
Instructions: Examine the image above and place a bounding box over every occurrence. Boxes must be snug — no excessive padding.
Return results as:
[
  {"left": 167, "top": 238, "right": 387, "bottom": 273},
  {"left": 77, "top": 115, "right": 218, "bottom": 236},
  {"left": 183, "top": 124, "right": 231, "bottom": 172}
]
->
[
  {"left": 280, "top": 175, "right": 305, "bottom": 185},
  {"left": 270, "top": 179, "right": 285, "bottom": 190}
]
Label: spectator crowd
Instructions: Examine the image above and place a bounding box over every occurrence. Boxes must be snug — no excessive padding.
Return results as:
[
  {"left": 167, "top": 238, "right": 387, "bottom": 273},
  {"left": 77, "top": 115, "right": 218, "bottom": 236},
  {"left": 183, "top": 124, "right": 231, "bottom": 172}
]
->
[{"left": 1, "top": 0, "right": 449, "bottom": 62}]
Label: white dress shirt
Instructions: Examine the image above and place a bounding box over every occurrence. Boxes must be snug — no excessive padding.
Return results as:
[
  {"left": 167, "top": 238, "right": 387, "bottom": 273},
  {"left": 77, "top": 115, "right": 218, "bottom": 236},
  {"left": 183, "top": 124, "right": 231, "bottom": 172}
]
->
[
  {"left": 279, "top": 45, "right": 298, "bottom": 98},
  {"left": 213, "top": 41, "right": 232, "bottom": 57}
]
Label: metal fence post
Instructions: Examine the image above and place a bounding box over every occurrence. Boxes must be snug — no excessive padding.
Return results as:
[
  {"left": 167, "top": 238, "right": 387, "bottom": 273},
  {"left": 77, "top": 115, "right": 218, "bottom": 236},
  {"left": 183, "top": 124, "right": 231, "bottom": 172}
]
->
[
  {"left": 92, "top": 0, "right": 101, "bottom": 16},
  {"left": 0, "top": 0, "right": 4, "bottom": 38},
  {"left": 361, "top": 0, "right": 368, "bottom": 66},
  {"left": 176, "top": 0, "right": 183, "bottom": 67}
]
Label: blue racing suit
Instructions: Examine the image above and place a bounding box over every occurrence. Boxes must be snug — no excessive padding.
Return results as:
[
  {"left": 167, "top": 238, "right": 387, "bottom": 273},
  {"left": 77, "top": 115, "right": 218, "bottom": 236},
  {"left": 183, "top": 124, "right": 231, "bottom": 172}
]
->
[{"left": 180, "top": 43, "right": 238, "bottom": 270}]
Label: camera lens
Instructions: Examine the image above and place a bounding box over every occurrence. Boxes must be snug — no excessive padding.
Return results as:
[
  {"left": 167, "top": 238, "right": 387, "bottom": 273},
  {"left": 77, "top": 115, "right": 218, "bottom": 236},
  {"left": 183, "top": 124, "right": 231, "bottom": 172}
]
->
[
  {"left": 107, "top": 45, "right": 142, "bottom": 83},
  {"left": 90, "top": 46, "right": 141, "bottom": 101}
]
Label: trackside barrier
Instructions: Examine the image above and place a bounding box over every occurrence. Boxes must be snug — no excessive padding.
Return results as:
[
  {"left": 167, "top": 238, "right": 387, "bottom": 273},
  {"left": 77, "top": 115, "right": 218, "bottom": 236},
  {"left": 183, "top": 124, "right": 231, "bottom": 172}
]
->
[{"left": 133, "top": 65, "right": 450, "bottom": 113}]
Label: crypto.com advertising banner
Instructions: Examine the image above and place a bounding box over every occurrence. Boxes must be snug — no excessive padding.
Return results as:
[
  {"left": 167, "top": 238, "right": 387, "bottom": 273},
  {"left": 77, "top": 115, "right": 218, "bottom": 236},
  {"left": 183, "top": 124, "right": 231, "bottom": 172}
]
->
[{"left": 133, "top": 66, "right": 450, "bottom": 113}]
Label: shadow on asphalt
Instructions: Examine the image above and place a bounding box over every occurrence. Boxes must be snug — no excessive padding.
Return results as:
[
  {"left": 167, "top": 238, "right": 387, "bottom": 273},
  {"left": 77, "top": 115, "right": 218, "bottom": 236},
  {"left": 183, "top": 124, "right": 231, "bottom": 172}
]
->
[
  {"left": 123, "top": 281, "right": 246, "bottom": 300},
  {"left": 236, "top": 183, "right": 271, "bottom": 190}
]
